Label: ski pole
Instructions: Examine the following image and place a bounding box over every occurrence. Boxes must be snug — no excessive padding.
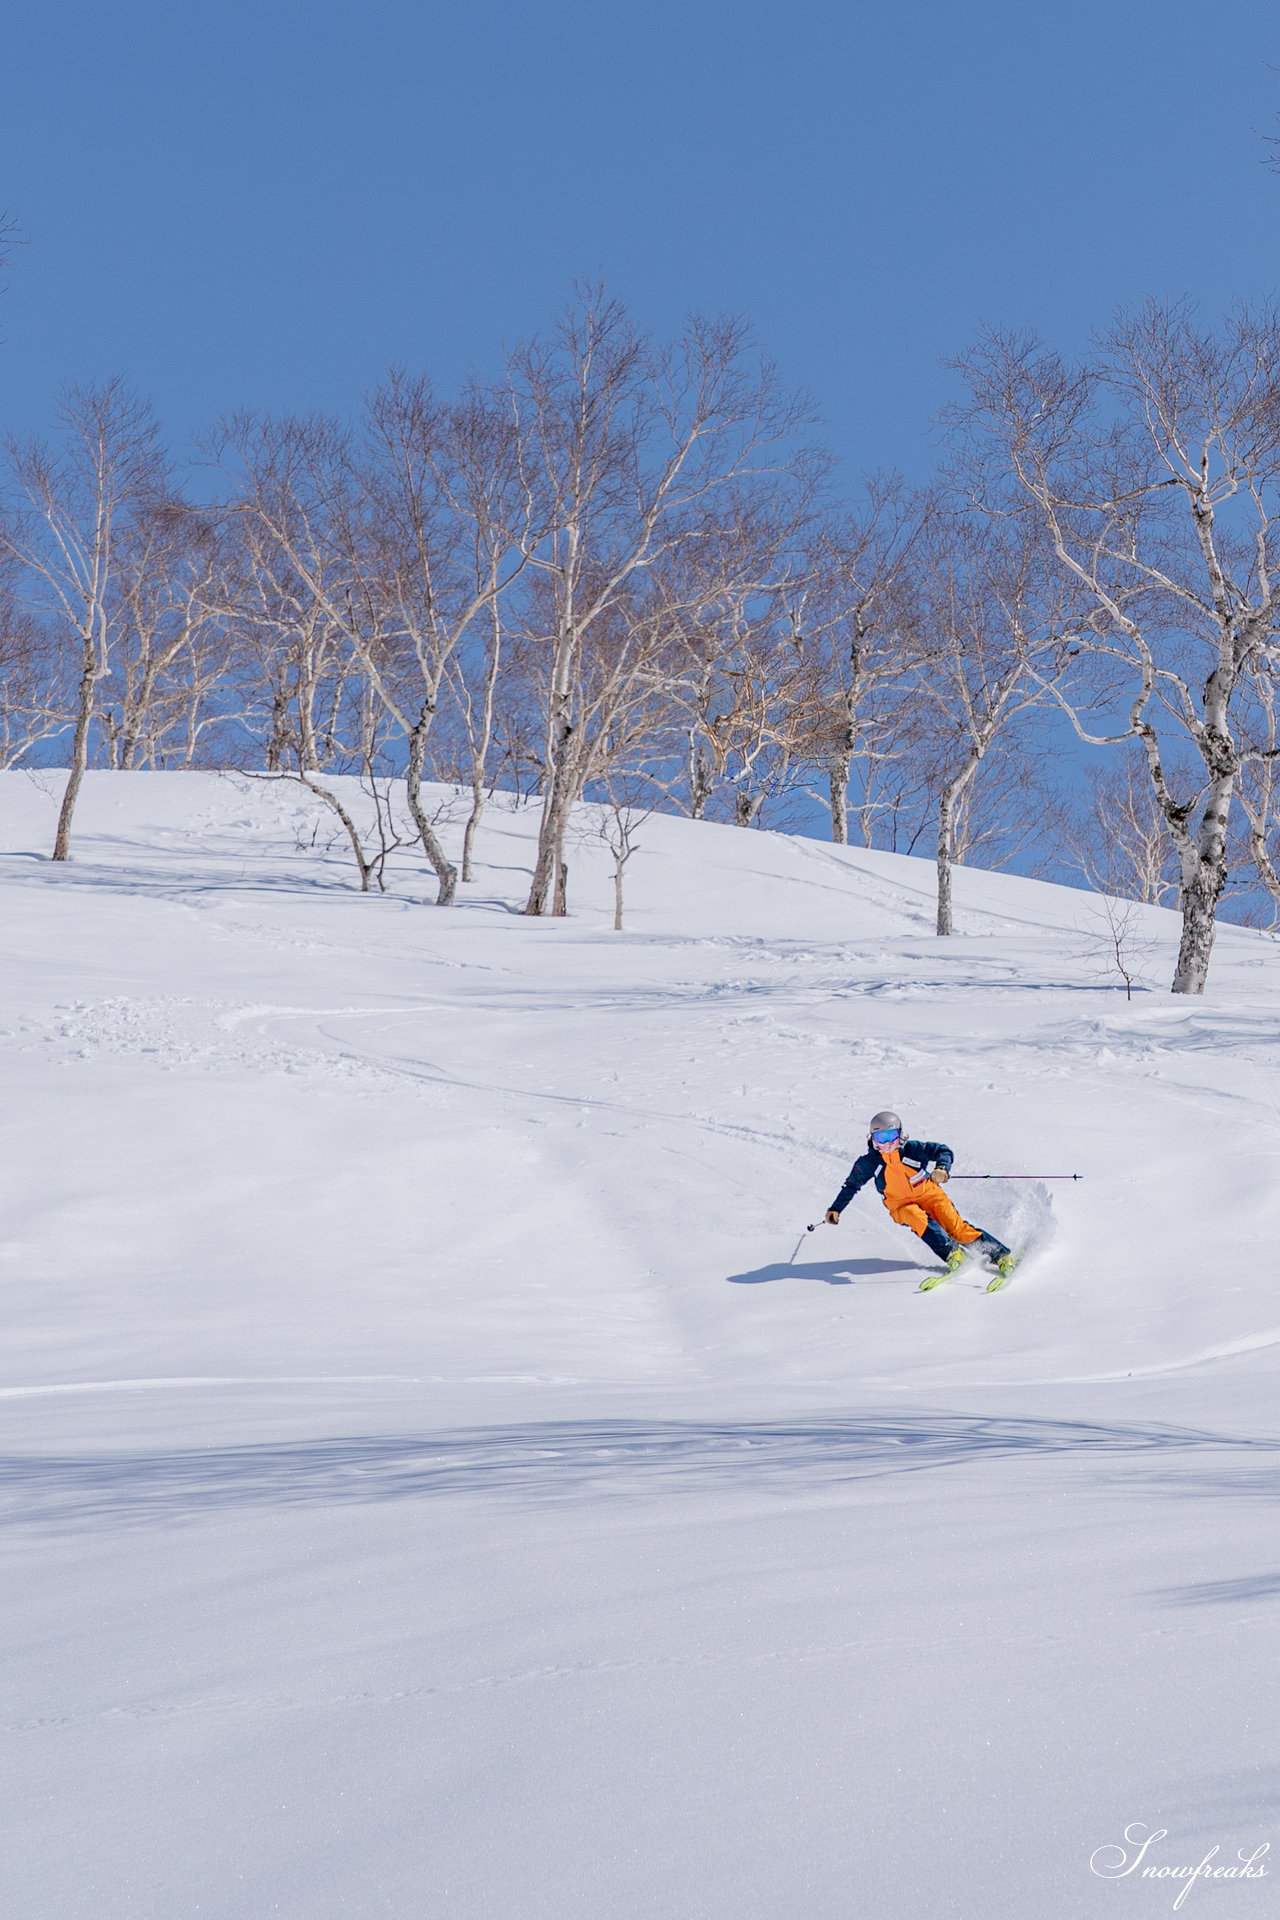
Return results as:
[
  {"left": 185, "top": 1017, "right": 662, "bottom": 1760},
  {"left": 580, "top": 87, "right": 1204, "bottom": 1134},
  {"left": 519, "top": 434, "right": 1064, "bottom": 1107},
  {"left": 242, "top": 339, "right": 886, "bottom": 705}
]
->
[
  {"left": 789, "top": 1222, "right": 821, "bottom": 1262},
  {"left": 946, "top": 1174, "right": 1084, "bottom": 1181}
]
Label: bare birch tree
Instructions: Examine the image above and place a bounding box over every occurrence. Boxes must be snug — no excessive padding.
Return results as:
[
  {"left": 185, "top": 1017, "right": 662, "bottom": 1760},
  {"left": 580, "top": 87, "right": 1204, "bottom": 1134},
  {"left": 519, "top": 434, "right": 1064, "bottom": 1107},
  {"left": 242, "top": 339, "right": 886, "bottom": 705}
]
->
[
  {"left": 506, "top": 291, "right": 814, "bottom": 914},
  {"left": 956, "top": 304, "right": 1280, "bottom": 992},
  {"left": 1072, "top": 754, "right": 1181, "bottom": 906},
  {"left": 447, "top": 592, "right": 505, "bottom": 882},
  {"left": 792, "top": 482, "right": 934, "bottom": 843},
  {"left": 96, "top": 501, "right": 236, "bottom": 768},
  {"left": 0, "top": 542, "right": 65, "bottom": 767},
  {"left": 214, "top": 415, "right": 362, "bottom": 777},
  {"left": 674, "top": 589, "right": 814, "bottom": 827},
  {"left": 219, "top": 391, "right": 531, "bottom": 903},
  {"left": 596, "top": 777, "right": 655, "bottom": 929},
  {"left": 3, "top": 381, "right": 168, "bottom": 857},
  {"left": 347, "top": 376, "right": 541, "bottom": 904},
  {"left": 915, "top": 513, "right": 1075, "bottom": 935}
]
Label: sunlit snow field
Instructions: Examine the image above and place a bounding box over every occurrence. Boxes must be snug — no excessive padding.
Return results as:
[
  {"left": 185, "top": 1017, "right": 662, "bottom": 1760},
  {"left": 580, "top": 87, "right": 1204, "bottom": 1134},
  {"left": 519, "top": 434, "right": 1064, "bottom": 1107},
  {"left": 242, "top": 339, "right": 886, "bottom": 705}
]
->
[{"left": 2, "top": 771, "right": 1277, "bottom": 1918}]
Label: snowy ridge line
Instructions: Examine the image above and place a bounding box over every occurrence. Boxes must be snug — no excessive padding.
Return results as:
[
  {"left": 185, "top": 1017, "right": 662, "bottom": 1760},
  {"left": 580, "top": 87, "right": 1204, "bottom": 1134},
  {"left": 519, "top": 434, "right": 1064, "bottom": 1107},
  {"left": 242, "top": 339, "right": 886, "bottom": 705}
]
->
[
  {"left": 1046, "top": 1324, "right": 1280, "bottom": 1383},
  {"left": 0, "top": 1375, "right": 426, "bottom": 1399},
  {"left": 216, "top": 1002, "right": 445, "bottom": 1028},
  {"left": 883, "top": 1325, "right": 1280, "bottom": 1388}
]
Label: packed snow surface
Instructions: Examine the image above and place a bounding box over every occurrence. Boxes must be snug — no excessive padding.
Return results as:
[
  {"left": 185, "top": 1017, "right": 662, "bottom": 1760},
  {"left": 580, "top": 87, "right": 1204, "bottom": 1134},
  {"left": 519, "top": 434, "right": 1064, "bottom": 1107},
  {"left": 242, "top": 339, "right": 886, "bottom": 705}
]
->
[{"left": 3, "top": 771, "right": 1278, "bottom": 1918}]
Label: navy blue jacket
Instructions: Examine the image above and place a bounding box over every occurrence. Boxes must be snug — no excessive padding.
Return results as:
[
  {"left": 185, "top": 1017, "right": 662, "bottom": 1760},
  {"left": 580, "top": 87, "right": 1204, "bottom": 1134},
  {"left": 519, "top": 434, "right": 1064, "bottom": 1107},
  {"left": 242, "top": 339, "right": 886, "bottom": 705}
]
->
[{"left": 830, "top": 1139, "right": 954, "bottom": 1214}]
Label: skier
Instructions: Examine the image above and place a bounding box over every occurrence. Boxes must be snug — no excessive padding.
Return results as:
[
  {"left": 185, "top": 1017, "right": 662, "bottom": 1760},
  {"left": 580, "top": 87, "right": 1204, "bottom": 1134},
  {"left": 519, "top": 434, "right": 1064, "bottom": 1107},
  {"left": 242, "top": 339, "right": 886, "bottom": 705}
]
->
[{"left": 824, "top": 1111, "right": 1017, "bottom": 1285}]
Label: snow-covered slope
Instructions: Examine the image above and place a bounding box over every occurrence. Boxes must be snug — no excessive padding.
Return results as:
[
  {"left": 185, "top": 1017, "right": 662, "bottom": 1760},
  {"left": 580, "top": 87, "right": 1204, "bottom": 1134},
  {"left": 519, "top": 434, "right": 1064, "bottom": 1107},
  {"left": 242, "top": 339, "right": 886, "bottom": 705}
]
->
[{"left": 3, "top": 773, "right": 1276, "bottom": 1918}]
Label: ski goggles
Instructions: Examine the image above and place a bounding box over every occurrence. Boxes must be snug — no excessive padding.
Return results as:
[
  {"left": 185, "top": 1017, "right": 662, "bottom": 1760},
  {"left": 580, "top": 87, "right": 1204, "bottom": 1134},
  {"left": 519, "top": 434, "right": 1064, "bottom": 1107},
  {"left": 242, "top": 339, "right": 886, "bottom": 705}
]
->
[{"left": 871, "top": 1127, "right": 901, "bottom": 1146}]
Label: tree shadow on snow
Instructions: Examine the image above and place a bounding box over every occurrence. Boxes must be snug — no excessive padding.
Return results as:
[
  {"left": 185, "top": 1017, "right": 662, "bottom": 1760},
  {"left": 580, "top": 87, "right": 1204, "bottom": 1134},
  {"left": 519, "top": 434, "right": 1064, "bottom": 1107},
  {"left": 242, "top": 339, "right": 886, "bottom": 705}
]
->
[
  {"left": 1155, "top": 1764, "right": 1280, "bottom": 1842},
  {"left": 1151, "top": 1572, "right": 1280, "bottom": 1605},
  {"left": 4, "top": 1410, "right": 1279, "bottom": 1533},
  {"left": 726, "top": 1257, "right": 924, "bottom": 1285}
]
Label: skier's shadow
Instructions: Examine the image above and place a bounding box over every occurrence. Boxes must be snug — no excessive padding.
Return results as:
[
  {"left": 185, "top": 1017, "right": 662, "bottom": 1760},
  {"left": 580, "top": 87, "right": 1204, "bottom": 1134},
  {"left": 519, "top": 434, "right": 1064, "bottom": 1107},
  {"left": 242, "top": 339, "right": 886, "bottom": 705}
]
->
[{"left": 726, "top": 1257, "right": 926, "bottom": 1286}]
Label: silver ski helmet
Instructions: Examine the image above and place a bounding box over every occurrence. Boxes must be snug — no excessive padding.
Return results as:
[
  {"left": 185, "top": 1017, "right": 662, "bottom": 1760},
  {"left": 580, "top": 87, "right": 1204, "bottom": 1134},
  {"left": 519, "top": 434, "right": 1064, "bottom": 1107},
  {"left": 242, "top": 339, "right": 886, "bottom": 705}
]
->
[{"left": 868, "top": 1110, "right": 902, "bottom": 1142}]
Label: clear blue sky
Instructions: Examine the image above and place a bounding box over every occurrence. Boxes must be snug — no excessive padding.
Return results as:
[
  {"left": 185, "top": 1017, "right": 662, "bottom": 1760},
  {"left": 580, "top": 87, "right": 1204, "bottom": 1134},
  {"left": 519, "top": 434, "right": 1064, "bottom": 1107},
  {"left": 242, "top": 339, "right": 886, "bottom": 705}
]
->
[{"left": 1, "top": 0, "right": 1277, "bottom": 483}]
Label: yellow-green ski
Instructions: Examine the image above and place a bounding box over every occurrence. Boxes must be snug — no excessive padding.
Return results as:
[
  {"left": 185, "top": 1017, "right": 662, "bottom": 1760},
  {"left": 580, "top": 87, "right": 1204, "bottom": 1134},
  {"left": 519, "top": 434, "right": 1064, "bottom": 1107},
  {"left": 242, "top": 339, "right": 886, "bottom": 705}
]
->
[
  {"left": 919, "top": 1247, "right": 1024, "bottom": 1292},
  {"left": 985, "top": 1249, "right": 1023, "bottom": 1291},
  {"left": 919, "top": 1248, "right": 968, "bottom": 1291}
]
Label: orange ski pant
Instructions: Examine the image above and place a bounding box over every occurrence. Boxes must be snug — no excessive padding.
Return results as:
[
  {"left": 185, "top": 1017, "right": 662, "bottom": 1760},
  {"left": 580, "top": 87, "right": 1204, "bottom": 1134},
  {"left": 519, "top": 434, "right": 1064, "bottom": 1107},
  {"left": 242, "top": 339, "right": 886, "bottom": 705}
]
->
[{"left": 884, "top": 1181, "right": 982, "bottom": 1245}]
